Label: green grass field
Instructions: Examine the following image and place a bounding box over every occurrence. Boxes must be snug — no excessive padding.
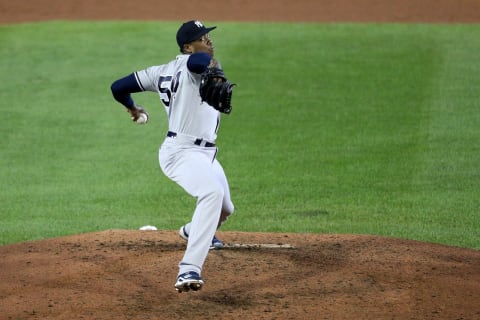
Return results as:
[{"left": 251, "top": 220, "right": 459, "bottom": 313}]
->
[{"left": 1, "top": 21, "right": 479, "bottom": 249}]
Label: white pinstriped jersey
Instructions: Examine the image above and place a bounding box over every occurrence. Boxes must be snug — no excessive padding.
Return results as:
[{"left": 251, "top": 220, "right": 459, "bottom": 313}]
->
[{"left": 134, "top": 54, "right": 220, "bottom": 142}]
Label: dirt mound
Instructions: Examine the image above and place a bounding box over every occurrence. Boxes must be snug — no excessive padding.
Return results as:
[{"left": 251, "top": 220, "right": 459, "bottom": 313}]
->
[{"left": 1, "top": 230, "right": 479, "bottom": 319}]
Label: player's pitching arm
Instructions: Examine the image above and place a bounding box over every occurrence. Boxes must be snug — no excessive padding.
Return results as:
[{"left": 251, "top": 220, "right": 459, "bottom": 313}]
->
[{"left": 111, "top": 74, "right": 149, "bottom": 124}]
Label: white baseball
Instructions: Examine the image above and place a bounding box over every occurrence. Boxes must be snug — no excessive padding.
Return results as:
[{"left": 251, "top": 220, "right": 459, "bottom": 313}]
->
[
  {"left": 139, "top": 225, "right": 157, "bottom": 231},
  {"left": 136, "top": 112, "right": 148, "bottom": 124}
]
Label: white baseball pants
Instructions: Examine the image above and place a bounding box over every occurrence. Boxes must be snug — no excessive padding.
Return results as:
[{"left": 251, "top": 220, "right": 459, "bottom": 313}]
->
[{"left": 159, "top": 135, "right": 234, "bottom": 276}]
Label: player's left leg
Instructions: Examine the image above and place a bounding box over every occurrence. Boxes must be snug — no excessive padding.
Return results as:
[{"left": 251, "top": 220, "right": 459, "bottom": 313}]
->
[
  {"left": 178, "top": 157, "right": 233, "bottom": 249},
  {"left": 212, "top": 158, "right": 234, "bottom": 228}
]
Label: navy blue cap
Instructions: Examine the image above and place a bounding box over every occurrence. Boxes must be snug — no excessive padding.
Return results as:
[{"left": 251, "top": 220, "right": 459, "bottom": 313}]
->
[{"left": 176, "top": 20, "right": 216, "bottom": 50}]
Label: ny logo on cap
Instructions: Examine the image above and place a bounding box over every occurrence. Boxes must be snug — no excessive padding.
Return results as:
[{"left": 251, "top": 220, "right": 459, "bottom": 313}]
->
[{"left": 194, "top": 20, "right": 204, "bottom": 28}]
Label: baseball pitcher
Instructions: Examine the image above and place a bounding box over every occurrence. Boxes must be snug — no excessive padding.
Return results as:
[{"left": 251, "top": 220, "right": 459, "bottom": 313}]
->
[{"left": 110, "top": 20, "right": 235, "bottom": 293}]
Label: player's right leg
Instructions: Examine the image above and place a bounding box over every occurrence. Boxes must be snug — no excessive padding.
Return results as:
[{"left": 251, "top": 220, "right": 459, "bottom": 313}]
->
[{"left": 159, "top": 145, "right": 224, "bottom": 290}]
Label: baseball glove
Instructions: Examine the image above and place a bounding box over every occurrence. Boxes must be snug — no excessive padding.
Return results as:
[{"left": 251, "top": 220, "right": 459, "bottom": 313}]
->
[{"left": 200, "top": 67, "right": 235, "bottom": 114}]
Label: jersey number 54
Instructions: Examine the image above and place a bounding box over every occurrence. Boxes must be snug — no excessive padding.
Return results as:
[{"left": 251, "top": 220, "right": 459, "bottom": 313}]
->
[{"left": 158, "top": 71, "right": 181, "bottom": 107}]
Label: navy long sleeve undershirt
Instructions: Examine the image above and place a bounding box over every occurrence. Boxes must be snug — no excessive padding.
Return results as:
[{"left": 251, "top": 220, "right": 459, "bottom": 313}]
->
[{"left": 110, "top": 73, "right": 141, "bottom": 109}]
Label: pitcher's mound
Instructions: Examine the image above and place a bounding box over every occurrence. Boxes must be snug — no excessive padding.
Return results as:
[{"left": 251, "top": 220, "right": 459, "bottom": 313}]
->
[{"left": 1, "top": 230, "right": 479, "bottom": 319}]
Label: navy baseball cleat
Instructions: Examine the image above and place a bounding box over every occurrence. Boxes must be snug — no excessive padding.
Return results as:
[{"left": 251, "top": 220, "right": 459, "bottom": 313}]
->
[
  {"left": 179, "top": 225, "right": 224, "bottom": 249},
  {"left": 175, "top": 271, "right": 204, "bottom": 293},
  {"left": 211, "top": 236, "right": 224, "bottom": 249}
]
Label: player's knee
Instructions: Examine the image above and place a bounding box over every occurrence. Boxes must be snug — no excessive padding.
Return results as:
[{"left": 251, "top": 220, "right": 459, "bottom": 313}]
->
[
  {"left": 203, "top": 185, "right": 224, "bottom": 204},
  {"left": 223, "top": 201, "right": 234, "bottom": 215},
  {"left": 212, "top": 187, "right": 225, "bottom": 202}
]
